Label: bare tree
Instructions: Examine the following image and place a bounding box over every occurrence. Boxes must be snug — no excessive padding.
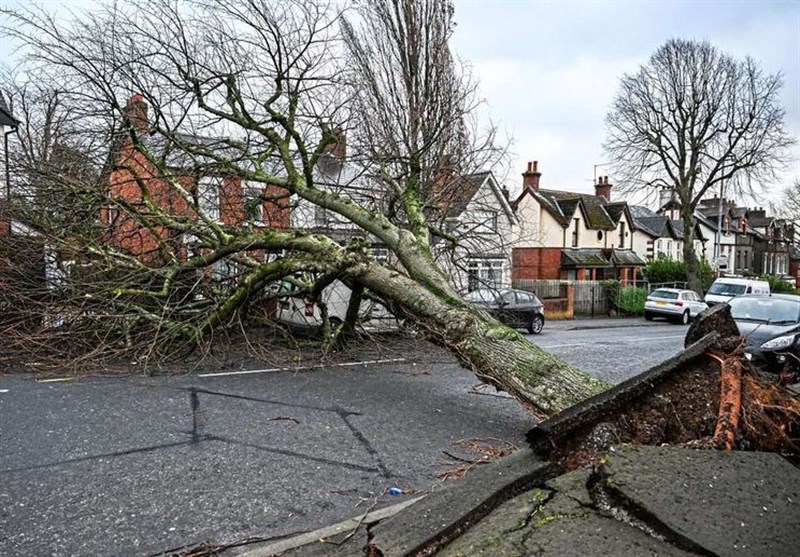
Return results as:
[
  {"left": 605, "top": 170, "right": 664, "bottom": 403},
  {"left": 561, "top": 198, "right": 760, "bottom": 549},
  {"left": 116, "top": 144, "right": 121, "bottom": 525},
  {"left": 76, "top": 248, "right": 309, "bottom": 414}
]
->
[
  {"left": 605, "top": 38, "right": 794, "bottom": 293},
  {"left": 0, "top": 0, "right": 607, "bottom": 416}
]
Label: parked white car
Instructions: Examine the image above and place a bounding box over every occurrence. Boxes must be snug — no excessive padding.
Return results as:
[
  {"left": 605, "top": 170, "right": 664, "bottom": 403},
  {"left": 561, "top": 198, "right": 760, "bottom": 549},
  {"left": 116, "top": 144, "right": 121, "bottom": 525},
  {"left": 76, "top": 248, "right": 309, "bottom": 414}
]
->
[
  {"left": 275, "top": 277, "right": 396, "bottom": 330},
  {"left": 644, "top": 288, "right": 708, "bottom": 325}
]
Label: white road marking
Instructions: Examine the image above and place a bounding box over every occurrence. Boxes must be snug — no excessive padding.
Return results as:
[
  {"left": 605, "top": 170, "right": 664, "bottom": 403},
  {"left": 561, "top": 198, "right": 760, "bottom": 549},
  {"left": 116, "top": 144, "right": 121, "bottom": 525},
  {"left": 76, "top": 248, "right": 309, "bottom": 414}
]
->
[
  {"left": 198, "top": 357, "right": 407, "bottom": 378},
  {"left": 0, "top": 389, "right": 8, "bottom": 393}
]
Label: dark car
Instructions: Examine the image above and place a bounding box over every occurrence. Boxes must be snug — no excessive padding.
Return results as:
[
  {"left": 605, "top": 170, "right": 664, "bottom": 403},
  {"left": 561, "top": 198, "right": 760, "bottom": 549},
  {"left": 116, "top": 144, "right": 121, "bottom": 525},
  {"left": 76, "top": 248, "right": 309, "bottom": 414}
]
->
[
  {"left": 463, "top": 288, "right": 545, "bottom": 334},
  {"left": 727, "top": 293, "right": 800, "bottom": 377}
]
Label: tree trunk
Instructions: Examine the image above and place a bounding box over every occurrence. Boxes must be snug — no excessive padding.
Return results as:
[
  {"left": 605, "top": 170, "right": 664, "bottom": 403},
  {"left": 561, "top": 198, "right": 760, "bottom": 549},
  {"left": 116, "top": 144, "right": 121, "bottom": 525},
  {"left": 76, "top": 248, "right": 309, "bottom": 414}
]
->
[
  {"left": 354, "top": 263, "right": 609, "bottom": 417},
  {"left": 682, "top": 210, "right": 704, "bottom": 295}
]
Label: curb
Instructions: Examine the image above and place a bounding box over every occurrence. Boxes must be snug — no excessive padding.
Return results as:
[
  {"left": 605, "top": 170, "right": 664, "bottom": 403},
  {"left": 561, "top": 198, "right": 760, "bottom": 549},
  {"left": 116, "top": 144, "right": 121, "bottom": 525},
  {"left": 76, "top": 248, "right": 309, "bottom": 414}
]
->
[{"left": 238, "top": 496, "right": 425, "bottom": 557}]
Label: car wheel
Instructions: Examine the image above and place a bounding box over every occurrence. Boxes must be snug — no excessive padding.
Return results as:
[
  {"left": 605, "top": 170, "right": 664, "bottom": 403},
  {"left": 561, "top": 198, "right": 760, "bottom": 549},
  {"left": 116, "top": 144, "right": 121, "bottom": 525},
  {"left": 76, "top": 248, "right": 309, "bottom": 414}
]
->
[
  {"left": 644, "top": 311, "right": 653, "bottom": 321},
  {"left": 679, "top": 310, "right": 690, "bottom": 325},
  {"left": 528, "top": 315, "right": 544, "bottom": 335},
  {"left": 329, "top": 316, "right": 344, "bottom": 329}
]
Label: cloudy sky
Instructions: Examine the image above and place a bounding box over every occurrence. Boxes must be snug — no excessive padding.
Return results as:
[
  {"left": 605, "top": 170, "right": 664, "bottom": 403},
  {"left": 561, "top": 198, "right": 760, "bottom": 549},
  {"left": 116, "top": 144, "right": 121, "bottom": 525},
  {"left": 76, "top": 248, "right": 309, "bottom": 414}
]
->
[
  {"left": 451, "top": 0, "right": 800, "bottom": 205},
  {"left": 1, "top": 0, "right": 798, "bottom": 208}
]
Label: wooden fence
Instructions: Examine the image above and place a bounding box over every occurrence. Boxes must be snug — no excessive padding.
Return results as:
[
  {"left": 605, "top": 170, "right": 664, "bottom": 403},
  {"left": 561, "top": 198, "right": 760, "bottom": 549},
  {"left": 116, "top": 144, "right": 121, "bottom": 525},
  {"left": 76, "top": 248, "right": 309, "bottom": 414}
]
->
[{"left": 513, "top": 279, "right": 690, "bottom": 316}]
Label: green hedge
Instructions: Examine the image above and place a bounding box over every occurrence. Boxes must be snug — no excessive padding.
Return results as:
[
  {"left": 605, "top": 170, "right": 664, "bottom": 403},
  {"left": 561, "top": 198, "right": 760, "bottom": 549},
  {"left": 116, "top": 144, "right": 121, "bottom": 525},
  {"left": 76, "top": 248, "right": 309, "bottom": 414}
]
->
[
  {"left": 602, "top": 280, "right": 647, "bottom": 315},
  {"left": 641, "top": 255, "right": 714, "bottom": 292}
]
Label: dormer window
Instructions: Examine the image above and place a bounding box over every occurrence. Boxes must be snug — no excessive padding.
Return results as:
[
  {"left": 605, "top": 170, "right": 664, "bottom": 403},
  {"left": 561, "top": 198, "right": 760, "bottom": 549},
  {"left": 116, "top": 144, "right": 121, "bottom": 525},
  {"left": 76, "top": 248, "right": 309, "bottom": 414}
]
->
[
  {"left": 724, "top": 216, "right": 731, "bottom": 236},
  {"left": 740, "top": 219, "right": 747, "bottom": 234}
]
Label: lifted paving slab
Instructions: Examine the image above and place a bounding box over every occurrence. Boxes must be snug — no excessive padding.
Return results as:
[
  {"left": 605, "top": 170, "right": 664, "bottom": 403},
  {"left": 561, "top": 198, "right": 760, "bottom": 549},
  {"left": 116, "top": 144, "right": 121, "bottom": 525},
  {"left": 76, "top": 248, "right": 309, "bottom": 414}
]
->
[
  {"left": 601, "top": 445, "right": 800, "bottom": 557},
  {"left": 367, "top": 448, "right": 557, "bottom": 556},
  {"left": 244, "top": 446, "right": 800, "bottom": 557}
]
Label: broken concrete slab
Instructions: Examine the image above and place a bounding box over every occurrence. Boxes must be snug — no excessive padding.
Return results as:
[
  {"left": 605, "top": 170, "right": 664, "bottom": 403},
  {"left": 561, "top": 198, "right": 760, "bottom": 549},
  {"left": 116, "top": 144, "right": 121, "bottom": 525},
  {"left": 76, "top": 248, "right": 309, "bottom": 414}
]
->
[
  {"left": 600, "top": 445, "right": 800, "bottom": 557},
  {"left": 367, "top": 448, "right": 557, "bottom": 556},
  {"left": 528, "top": 332, "right": 719, "bottom": 457},
  {"left": 438, "top": 478, "right": 694, "bottom": 557}
]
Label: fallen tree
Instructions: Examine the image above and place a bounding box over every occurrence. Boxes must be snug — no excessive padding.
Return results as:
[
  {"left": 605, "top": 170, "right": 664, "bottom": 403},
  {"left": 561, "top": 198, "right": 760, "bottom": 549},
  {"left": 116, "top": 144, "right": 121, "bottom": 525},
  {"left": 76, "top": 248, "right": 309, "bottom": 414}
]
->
[{"left": 0, "top": 0, "right": 605, "bottom": 416}]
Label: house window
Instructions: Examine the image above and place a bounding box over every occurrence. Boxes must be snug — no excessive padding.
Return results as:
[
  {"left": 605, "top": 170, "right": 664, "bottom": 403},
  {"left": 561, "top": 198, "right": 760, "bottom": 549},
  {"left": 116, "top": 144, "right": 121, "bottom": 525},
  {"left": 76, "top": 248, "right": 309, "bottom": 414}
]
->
[
  {"left": 467, "top": 259, "right": 504, "bottom": 291},
  {"left": 470, "top": 210, "right": 498, "bottom": 232},
  {"left": 571, "top": 218, "right": 579, "bottom": 247},
  {"left": 244, "top": 188, "right": 264, "bottom": 223},
  {"left": 314, "top": 206, "right": 349, "bottom": 229},
  {"left": 667, "top": 240, "right": 672, "bottom": 254},
  {"left": 198, "top": 176, "right": 220, "bottom": 221},
  {"left": 724, "top": 216, "right": 731, "bottom": 236},
  {"left": 618, "top": 221, "right": 625, "bottom": 247},
  {"left": 657, "top": 239, "right": 663, "bottom": 252}
]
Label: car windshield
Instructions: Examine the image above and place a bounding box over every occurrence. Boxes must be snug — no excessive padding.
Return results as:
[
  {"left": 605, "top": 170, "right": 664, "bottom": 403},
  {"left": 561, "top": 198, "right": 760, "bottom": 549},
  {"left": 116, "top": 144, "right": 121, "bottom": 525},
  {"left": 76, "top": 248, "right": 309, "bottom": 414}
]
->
[
  {"left": 728, "top": 297, "right": 800, "bottom": 324},
  {"left": 707, "top": 282, "right": 747, "bottom": 296},
  {"left": 649, "top": 289, "right": 679, "bottom": 300}
]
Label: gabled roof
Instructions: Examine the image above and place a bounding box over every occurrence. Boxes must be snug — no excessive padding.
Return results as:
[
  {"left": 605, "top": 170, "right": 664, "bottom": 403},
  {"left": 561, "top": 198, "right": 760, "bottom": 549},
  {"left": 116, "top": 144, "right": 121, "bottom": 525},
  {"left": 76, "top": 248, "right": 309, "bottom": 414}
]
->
[
  {"left": 0, "top": 92, "right": 17, "bottom": 127},
  {"left": 438, "top": 171, "right": 516, "bottom": 224},
  {"left": 532, "top": 189, "right": 617, "bottom": 230},
  {"left": 603, "top": 202, "right": 627, "bottom": 223},
  {"left": 439, "top": 171, "right": 492, "bottom": 218},
  {"left": 629, "top": 204, "right": 659, "bottom": 220},
  {"left": 634, "top": 215, "right": 669, "bottom": 238}
]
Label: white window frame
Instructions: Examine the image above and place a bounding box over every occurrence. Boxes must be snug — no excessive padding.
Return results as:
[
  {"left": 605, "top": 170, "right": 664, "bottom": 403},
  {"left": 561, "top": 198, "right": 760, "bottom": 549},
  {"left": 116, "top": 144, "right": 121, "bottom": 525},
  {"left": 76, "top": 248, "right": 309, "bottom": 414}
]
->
[
  {"left": 467, "top": 258, "right": 505, "bottom": 291},
  {"left": 244, "top": 186, "right": 264, "bottom": 224},
  {"left": 197, "top": 176, "right": 221, "bottom": 221}
]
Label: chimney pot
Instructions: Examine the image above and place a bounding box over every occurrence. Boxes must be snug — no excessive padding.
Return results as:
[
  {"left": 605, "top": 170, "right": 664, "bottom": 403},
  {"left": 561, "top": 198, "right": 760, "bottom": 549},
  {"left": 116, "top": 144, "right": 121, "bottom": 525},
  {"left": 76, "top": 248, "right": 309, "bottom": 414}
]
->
[
  {"left": 522, "top": 159, "right": 542, "bottom": 192},
  {"left": 595, "top": 176, "right": 613, "bottom": 200},
  {"left": 124, "top": 93, "right": 149, "bottom": 133}
]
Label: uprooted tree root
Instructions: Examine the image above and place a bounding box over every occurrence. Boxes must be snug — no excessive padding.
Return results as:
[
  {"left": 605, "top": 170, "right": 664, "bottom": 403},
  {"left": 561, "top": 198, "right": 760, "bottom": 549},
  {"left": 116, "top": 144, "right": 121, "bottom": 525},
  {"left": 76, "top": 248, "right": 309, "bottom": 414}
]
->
[{"left": 550, "top": 347, "right": 800, "bottom": 472}]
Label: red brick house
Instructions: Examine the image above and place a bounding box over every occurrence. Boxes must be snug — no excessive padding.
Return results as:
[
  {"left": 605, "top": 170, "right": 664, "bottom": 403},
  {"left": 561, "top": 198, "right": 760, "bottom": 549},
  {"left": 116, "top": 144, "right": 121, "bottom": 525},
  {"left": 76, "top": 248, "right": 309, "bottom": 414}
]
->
[
  {"left": 103, "top": 95, "right": 290, "bottom": 265},
  {"left": 511, "top": 161, "right": 645, "bottom": 282}
]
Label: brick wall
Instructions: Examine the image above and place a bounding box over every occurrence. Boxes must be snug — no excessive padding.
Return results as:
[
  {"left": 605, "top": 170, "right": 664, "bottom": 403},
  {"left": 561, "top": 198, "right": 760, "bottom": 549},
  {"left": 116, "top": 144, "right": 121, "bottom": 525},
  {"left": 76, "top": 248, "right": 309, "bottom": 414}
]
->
[
  {"left": 512, "top": 247, "right": 562, "bottom": 280},
  {"left": 105, "top": 143, "right": 190, "bottom": 264}
]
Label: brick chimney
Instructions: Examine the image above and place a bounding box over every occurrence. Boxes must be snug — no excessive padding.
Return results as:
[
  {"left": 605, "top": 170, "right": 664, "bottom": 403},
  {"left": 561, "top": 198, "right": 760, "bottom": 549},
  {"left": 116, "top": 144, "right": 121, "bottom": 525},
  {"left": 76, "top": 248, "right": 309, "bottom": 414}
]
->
[
  {"left": 522, "top": 160, "right": 541, "bottom": 192},
  {"left": 319, "top": 127, "right": 347, "bottom": 175},
  {"left": 327, "top": 127, "right": 346, "bottom": 159},
  {"left": 595, "top": 176, "right": 612, "bottom": 201},
  {"left": 124, "top": 94, "right": 149, "bottom": 134}
]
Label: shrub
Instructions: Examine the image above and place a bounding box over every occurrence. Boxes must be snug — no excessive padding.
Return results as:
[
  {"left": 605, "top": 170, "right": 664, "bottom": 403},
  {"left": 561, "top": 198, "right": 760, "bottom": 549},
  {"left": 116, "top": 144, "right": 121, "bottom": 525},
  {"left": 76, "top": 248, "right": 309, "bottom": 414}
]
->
[
  {"left": 601, "top": 279, "right": 647, "bottom": 315},
  {"left": 642, "top": 256, "right": 685, "bottom": 285},
  {"left": 642, "top": 255, "right": 714, "bottom": 292},
  {"left": 758, "top": 274, "right": 798, "bottom": 294}
]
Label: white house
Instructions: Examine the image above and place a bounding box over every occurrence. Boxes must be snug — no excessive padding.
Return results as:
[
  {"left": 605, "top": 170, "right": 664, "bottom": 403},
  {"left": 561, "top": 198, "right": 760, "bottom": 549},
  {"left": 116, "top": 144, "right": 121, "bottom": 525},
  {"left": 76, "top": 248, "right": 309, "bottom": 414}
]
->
[{"left": 511, "top": 161, "right": 644, "bottom": 282}]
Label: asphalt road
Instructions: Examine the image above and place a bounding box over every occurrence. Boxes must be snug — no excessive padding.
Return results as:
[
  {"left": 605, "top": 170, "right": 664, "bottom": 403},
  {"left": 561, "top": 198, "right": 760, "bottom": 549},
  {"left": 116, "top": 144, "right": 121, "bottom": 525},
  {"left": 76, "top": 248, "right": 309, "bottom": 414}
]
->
[{"left": 0, "top": 319, "right": 687, "bottom": 557}]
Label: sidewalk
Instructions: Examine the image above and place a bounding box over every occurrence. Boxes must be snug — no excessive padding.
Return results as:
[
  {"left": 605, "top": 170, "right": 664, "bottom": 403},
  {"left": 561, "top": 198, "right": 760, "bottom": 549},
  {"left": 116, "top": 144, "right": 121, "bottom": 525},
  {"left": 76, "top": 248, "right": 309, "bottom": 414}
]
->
[{"left": 546, "top": 315, "right": 663, "bottom": 331}]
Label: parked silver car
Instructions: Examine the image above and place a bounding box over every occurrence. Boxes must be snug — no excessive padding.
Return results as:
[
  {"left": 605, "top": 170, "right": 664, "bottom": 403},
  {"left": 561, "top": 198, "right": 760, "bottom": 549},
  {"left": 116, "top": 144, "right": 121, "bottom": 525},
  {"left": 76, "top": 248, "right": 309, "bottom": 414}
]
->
[{"left": 644, "top": 288, "right": 708, "bottom": 325}]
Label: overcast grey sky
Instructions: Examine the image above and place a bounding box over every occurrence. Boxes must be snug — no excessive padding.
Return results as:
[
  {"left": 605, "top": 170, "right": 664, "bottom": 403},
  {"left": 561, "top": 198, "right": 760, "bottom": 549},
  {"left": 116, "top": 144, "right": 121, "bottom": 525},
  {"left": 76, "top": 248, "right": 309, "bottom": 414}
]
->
[
  {"left": 451, "top": 0, "right": 800, "bottom": 205},
  {"left": 1, "top": 0, "right": 798, "bottom": 207}
]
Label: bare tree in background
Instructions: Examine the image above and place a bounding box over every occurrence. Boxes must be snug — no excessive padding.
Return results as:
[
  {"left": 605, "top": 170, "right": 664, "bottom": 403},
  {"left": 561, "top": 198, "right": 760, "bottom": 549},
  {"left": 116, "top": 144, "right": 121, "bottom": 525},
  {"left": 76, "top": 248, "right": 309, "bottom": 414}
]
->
[
  {"left": 605, "top": 38, "right": 794, "bottom": 293},
  {"left": 0, "top": 0, "right": 607, "bottom": 416}
]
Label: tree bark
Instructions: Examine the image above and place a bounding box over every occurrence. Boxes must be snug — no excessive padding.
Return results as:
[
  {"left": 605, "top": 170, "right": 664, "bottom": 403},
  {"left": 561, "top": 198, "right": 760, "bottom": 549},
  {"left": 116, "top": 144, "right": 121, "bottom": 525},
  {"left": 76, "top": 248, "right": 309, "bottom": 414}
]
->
[{"left": 353, "top": 263, "right": 609, "bottom": 417}]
